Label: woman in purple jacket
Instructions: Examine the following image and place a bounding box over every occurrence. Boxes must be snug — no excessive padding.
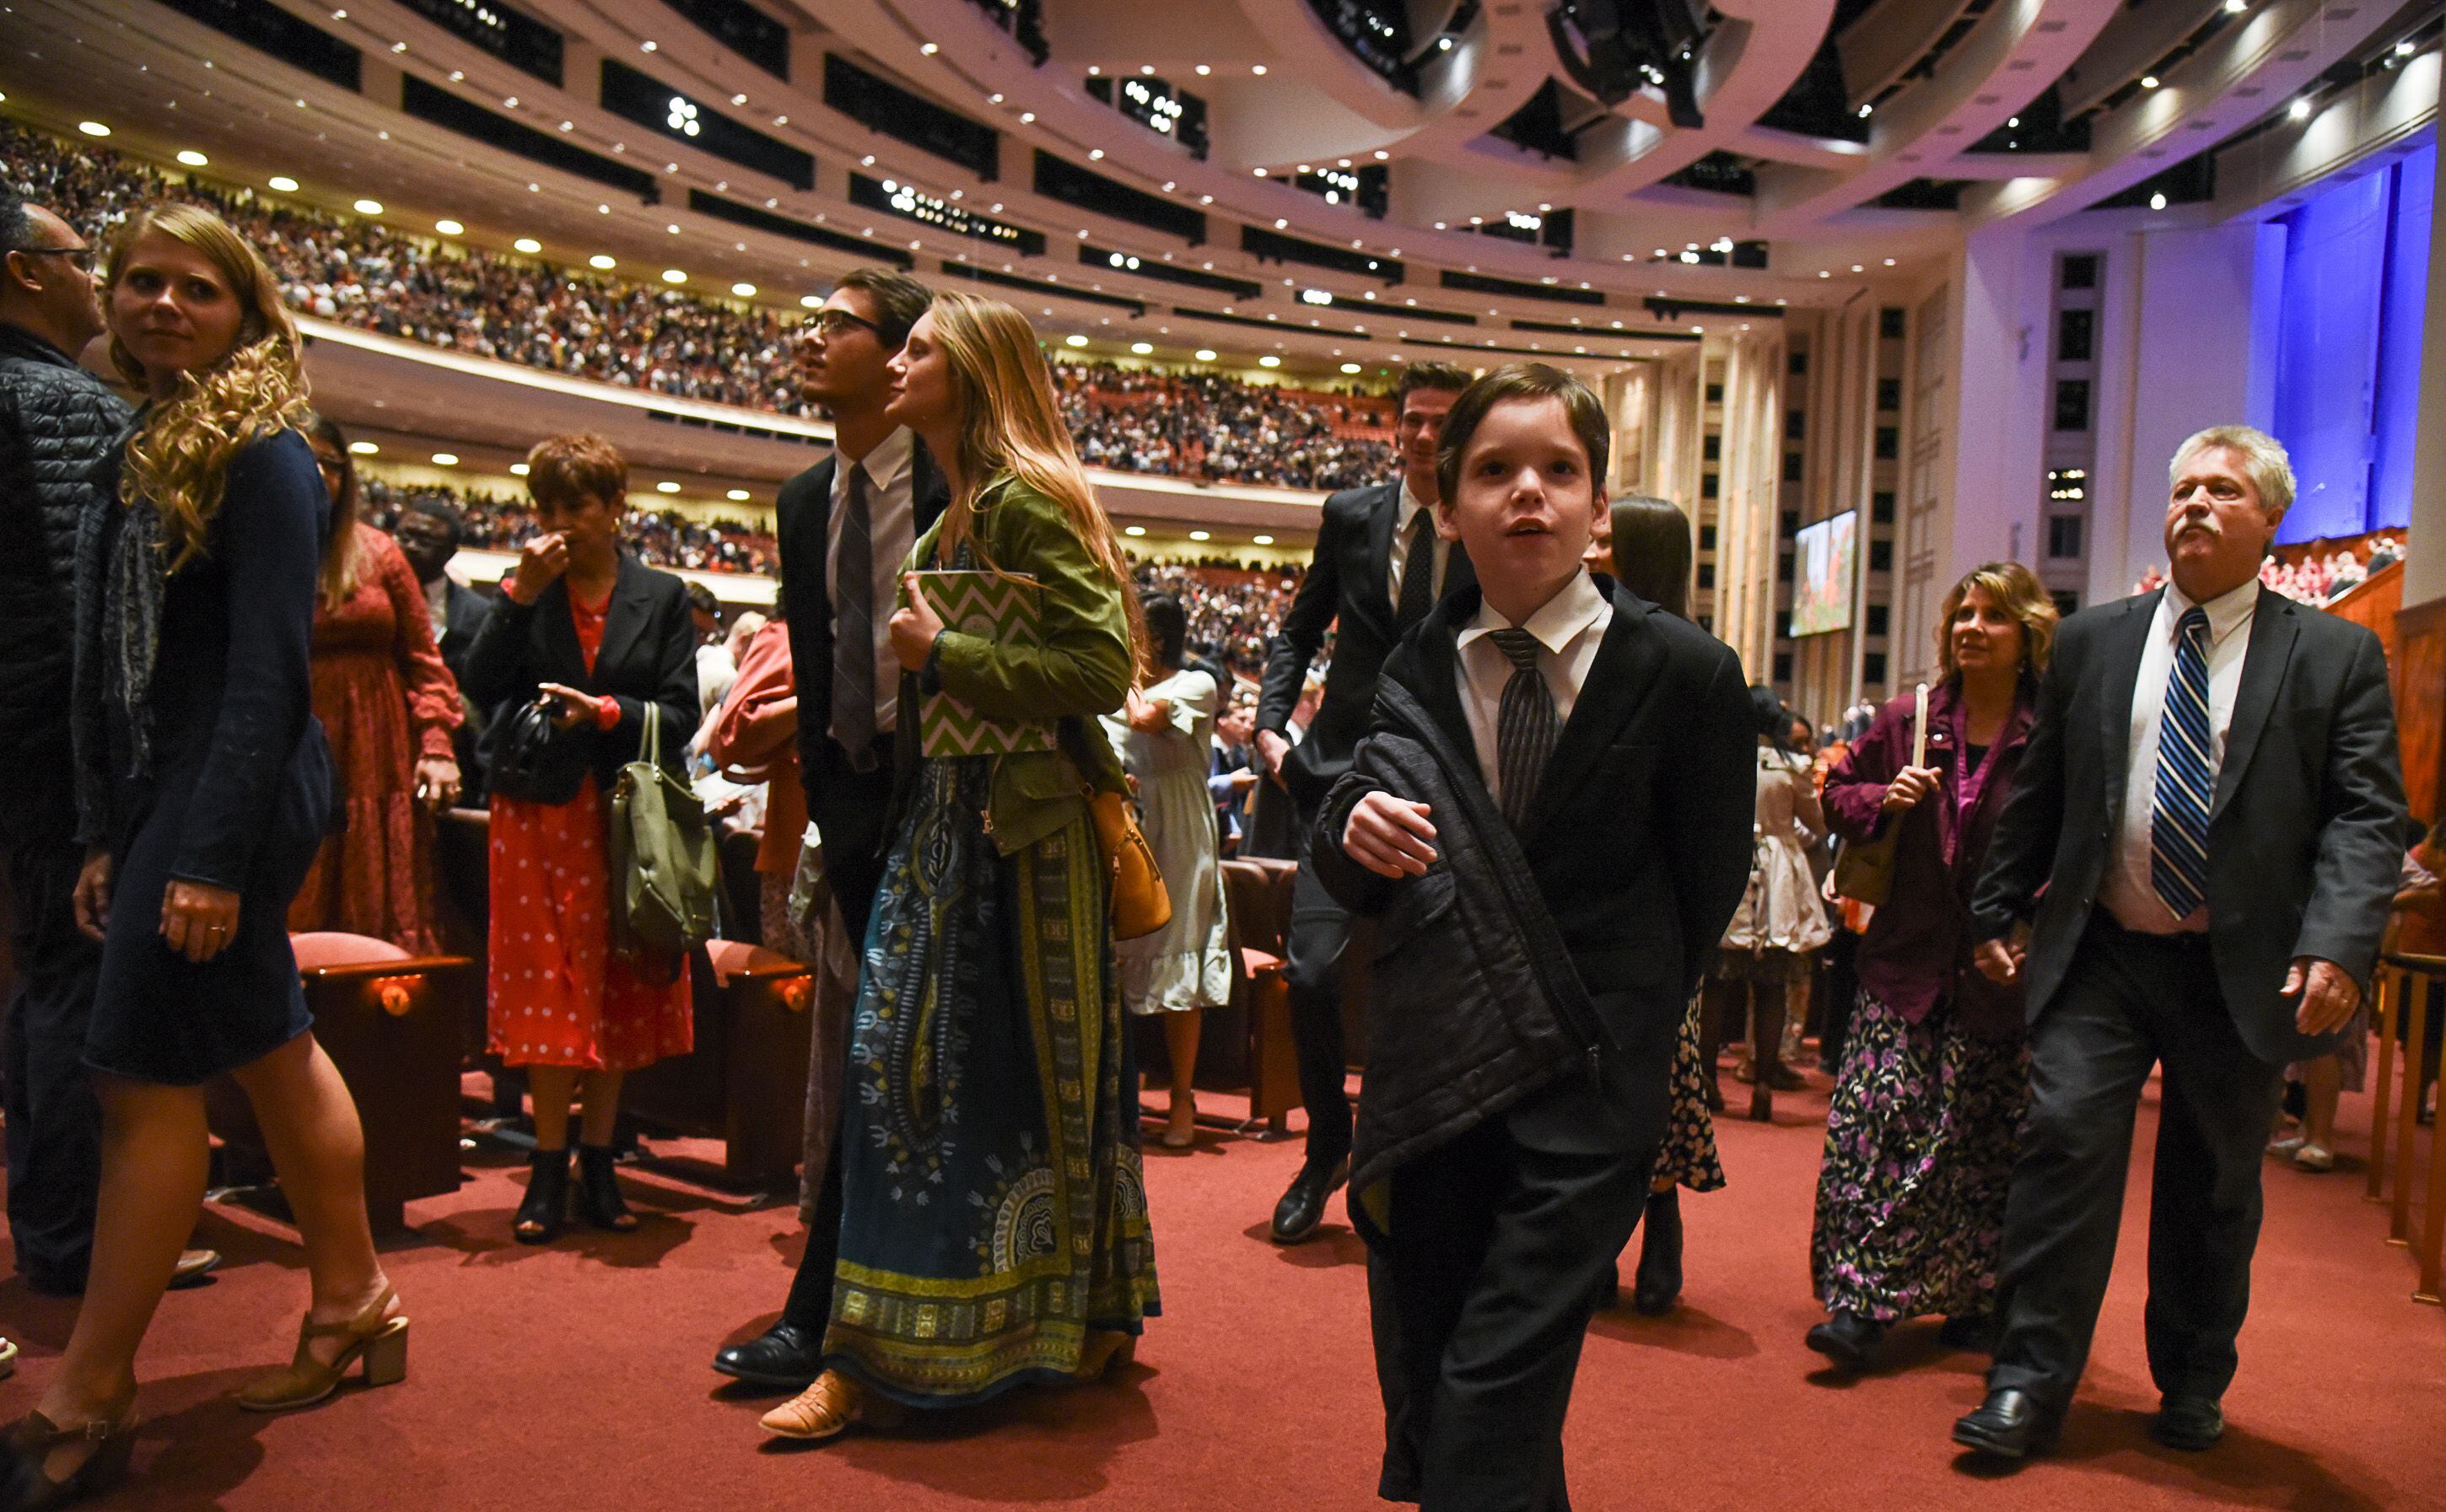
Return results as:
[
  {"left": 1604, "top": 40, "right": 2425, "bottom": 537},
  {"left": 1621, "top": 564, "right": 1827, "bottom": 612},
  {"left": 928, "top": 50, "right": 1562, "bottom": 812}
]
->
[{"left": 1805, "top": 562, "right": 2059, "bottom": 1372}]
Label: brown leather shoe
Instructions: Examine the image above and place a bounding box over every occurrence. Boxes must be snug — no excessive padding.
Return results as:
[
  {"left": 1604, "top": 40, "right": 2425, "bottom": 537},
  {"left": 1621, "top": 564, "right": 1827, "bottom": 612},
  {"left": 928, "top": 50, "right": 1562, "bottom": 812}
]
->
[{"left": 760, "top": 1371, "right": 899, "bottom": 1440}]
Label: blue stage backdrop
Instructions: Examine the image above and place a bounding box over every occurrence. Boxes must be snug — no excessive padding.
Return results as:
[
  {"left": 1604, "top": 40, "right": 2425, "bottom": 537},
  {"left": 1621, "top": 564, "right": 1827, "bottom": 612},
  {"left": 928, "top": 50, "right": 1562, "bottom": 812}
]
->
[{"left": 2266, "top": 140, "right": 2434, "bottom": 545}]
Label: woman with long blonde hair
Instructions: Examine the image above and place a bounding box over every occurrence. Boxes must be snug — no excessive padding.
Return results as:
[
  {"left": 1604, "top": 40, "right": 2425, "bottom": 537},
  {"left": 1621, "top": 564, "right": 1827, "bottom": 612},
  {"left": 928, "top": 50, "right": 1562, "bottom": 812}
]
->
[
  {"left": 758, "top": 291, "right": 1160, "bottom": 1442},
  {"left": 4, "top": 204, "right": 401, "bottom": 1512}
]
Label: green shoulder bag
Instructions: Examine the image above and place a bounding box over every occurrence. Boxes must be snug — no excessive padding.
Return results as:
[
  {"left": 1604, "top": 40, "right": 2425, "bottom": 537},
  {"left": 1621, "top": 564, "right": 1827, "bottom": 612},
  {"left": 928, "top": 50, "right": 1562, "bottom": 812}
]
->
[{"left": 609, "top": 702, "right": 720, "bottom": 969}]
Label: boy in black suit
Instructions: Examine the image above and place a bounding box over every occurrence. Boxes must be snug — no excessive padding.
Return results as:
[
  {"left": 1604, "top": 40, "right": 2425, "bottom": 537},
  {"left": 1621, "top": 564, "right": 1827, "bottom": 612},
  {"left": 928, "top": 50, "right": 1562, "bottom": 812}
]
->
[{"left": 1311, "top": 364, "right": 1754, "bottom": 1510}]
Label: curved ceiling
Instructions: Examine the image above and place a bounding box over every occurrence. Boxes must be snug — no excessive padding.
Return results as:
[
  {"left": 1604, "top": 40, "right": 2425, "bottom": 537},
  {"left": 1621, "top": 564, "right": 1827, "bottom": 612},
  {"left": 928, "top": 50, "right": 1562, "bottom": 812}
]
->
[{"left": 0, "top": 0, "right": 2421, "bottom": 382}]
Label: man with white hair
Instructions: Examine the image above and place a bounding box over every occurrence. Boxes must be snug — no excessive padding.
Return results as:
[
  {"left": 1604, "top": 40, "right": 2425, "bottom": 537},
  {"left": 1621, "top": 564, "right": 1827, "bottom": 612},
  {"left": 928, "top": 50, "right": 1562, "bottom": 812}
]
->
[{"left": 1956, "top": 425, "right": 2406, "bottom": 1460}]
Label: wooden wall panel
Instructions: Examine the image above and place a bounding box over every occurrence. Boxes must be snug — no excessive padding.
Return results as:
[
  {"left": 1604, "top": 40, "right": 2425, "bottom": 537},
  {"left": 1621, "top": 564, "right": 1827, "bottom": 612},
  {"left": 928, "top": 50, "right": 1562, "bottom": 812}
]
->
[{"left": 2391, "top": 589, "right": 2446, "bottom": 825}]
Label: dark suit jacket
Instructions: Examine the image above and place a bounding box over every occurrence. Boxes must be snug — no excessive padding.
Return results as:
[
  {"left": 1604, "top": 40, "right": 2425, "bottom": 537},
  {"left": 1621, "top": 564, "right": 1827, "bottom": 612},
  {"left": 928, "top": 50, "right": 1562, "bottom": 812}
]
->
[
  {"left": 1969, "top": 584, "right": 2406, "bottom": 1065},
  {"left": 461, "top": 552, "right": 699, "bottom": 796},
  {"left": 773, "top": 440, "right": 950, "bottom": 907},
  {"left": 1313, "top": 578, "right": 1756, "bottom": 1154},
  {"left": 1256, "top": 480, "right": 1474, "bottom": 810},
  {"left": 434, "top": 578, "right": 490, "bottom": 682}
]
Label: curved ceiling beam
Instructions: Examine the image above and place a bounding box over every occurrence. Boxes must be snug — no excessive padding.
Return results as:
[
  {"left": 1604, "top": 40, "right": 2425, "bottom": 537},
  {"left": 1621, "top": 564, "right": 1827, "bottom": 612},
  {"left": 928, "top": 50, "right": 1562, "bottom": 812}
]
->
[
  {"left": 1751, "top": 0, "right": 2120, "bottom": 239},
  {"left": 1224, "top": 0, "right": 1437, "bottom": 132},
  {"left": 1968, "top": 0, "right": 2405, "bottom": 228}
]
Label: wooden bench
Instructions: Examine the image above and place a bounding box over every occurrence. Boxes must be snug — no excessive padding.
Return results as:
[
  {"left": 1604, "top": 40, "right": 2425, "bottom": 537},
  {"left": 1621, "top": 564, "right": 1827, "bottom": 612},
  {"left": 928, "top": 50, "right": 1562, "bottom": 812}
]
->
[
  {"left": 207, "top": 934, "right": 474, "bottom": 1235},
  {"left": 621, "top": 939, "right": 816, "bottom": 1192},
  {"left": 1221, "top": 858, "right": 1301, "bottom": 1136},
  {"left": 2368, "top": 950, "right": 2446, "bottom": 1303}
]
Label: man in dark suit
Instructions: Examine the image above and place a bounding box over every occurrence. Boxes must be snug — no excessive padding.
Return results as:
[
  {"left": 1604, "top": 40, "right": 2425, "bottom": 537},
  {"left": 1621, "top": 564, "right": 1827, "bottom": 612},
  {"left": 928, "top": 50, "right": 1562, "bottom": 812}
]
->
[
  {"left": 1312, "top": 364, "right": 1754, "bottom": 1509},
  {"left": 1253, "top": 359, "right": 1475, "bottom": 1242},
  {"left": 393, "top": 497, "right": 493, "bottom": 797},
  {"left": 711, "top": 266, "right": 942, "bottom": 1389},
  {"left": 1957, "top": 424, "right": 2406, "bottom": 1460}
]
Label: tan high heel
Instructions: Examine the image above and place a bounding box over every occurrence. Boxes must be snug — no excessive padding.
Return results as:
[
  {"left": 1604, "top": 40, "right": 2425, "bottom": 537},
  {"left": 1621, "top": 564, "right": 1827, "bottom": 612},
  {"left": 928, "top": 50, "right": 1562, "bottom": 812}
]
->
[
  {"left": 1075, "top": 1329, "right": 1138, "bottom": 1380},
  {"left": 237, "top": 1284, "right": 409, "bottom": 1412},
  {"left": 1, "top": 1395, "right": 138, "bottom": 1512}
]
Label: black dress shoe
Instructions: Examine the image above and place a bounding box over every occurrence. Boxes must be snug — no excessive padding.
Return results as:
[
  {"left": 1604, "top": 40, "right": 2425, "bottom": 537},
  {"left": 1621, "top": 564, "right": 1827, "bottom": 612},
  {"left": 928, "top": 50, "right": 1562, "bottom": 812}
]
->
[
  {"left": 1631, "top": 1188, "right": 1684, "bottom": 1316},
  {"left": 713, "top": 1321, "right": 827, "bottom": 1389},
  {"left": 1953, "top": 1388, "right": 2061, "bottom": 1459},
  {"left": 2152, "top": 1395, "right": 2224, "bottom": 1451},
  {"left": 1269, "top": 1155, "right": 1350, "bottom": 1244},
  {"left": 1804, "top": 1310, "right": 1886, "bottom": 1371}
]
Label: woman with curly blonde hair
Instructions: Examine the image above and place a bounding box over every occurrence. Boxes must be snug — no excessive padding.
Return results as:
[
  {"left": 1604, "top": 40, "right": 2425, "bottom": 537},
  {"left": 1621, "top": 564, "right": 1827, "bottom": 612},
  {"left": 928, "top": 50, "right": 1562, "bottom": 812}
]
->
[
  {"left": 3, "top": 204, "right": 401, "bottom": 1512},
  {"left": 759, "top": 292, "right": 1159, "bottom": 1442},
  {"left": 1805, "top": 561, "right": 2058, "bottom": 1374}
]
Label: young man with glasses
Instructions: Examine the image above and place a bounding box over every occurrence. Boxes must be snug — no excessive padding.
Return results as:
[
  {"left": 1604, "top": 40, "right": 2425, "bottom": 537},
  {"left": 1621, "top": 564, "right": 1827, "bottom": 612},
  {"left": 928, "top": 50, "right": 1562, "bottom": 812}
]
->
[
  {"left": 709, "top": 266, "right": 945, "bottom": 1401},
  {"left": 0, "top": 195, "right": 218, "bottom": 1300}
]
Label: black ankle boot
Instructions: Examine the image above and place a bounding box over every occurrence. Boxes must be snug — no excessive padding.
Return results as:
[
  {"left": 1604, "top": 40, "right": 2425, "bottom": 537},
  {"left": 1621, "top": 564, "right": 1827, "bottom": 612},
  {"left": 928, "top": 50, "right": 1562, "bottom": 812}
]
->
[
  {"left": 573, "top": 1144, "right": 639, "bottom": 1232},
  {"left": 1632, "top": 1187, "right": 1684, "bottom": 1316},
  {"left": 1804, "top": 1309, "right": 1886, "bottom": 1371},
  {"left": 514, "top": 1147, "right": 570, "bottom": 1244}
]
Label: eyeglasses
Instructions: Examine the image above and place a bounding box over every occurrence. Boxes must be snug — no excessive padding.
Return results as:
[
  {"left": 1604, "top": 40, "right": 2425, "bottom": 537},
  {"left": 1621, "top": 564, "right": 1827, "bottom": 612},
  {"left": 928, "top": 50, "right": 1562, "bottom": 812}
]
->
[
  {"left": 803, "top": 309, "right": 881, "bottom": 340},
  {"left": 10, "top": 245, "right": 95, "bottom": 274}
]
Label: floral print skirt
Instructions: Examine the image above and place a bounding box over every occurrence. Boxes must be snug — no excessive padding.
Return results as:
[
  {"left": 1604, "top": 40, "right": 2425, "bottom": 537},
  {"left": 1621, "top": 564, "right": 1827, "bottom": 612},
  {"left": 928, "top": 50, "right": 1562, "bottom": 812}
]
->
[
  {"left": 1653, "top": 993, "right": 1726, "bottom": 1193},
  {"left": 1811, "top": 990, "right": 2028, "bottom": 1321}
]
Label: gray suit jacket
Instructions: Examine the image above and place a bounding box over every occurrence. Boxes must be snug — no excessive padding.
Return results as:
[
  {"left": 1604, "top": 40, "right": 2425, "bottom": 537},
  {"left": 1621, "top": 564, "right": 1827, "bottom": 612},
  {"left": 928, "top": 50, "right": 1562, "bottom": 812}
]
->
[{"left": 1969, "top": 585, "right": 2406, "bottom": 1064}]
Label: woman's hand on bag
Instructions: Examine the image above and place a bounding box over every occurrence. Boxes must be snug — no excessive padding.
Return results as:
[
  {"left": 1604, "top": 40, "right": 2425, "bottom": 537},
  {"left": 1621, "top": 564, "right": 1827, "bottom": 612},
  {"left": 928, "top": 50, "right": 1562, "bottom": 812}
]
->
[
  {"left": 1880, "top": 766, "right": 1941, "bottom": 815},
  {"left": 160, "top": 879, "right": 242, "bottom": 963},
  {"left": 504, "top": 531, "right": 568, "bottom": 605},
  {"left": 414, "top": 756, "right": 462, "bottom": 811},
  {"left": 72, "top": 850, "right": 114, "bottom": 941},
  {"left": 535, "top": 682, "right": 598, "bottom": 731},
  {"left": 888, "top": 573, "right": 946, "bottom": 671}
]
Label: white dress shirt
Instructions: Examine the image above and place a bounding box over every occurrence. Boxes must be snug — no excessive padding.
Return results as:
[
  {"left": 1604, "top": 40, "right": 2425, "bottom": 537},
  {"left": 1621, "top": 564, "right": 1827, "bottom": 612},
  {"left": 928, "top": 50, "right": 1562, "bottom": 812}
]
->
[
  {"left": 424, "top": 574, "right": 450, "bottom": 638},
  {"left": 1454, "top": 568, "right": 1614, "bottom": 808},
  {"left": 1385, "top": 479, "right": 1452, "bottom": 609},
  {"left": 825, "top": 425, "right": 919, "bottom": 740},
  {"left": 2103, "top": 577, "right": 2260, "bottom": 934}
]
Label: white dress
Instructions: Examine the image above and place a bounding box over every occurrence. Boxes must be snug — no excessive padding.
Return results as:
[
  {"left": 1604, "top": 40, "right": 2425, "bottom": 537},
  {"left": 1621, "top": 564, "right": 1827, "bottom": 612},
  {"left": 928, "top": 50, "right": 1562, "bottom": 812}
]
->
[
  {"left": 1723, "top": 745, "right": 1834, "bottom": 955},
  {"left": 1103, "top": 667, "right": 1234, "bottom": 1014}
]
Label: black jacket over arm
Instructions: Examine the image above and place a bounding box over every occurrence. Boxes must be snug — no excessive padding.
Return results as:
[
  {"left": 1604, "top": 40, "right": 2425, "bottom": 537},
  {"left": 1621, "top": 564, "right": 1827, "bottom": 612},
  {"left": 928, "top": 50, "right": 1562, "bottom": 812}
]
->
[
  {"left": 1310, "top": 579, "right": 1754, "bottom": 1189},
  {"left": 462, "top": 552, "right": 698, "bottom": 798},
  {"left": 1255, "top": 480, "right": 1474, "bottom": 811},
  {"left": 1969, "top": 585, "right": 2406, "bottom": 1065}
]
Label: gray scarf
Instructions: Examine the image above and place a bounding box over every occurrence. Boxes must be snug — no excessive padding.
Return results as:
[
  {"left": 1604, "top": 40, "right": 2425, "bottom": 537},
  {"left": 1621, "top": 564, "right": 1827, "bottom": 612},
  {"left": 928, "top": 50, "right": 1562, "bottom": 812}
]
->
[{"left": 71, "top": 435, "right": 170, "bottom": 845}]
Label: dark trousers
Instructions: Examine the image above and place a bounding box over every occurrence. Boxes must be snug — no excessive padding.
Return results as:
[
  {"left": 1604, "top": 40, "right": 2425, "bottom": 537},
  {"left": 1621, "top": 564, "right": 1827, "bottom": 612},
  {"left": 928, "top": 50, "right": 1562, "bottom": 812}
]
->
[
  {"left": 1284, "top": 854, "right": 1354, "bottom": 1167},
  {"left": 1371, "top": 1098, "right": 1655, "bottom": 1511},
  {"left": 775, "top": 734, "right": 896, "bottom": 1330},
  {"left": 3, "top": 836, "right": 104, "bottom": 1289},
  {"left": 1989, "top": 914, "right": 2285, "bottom": 1409}
]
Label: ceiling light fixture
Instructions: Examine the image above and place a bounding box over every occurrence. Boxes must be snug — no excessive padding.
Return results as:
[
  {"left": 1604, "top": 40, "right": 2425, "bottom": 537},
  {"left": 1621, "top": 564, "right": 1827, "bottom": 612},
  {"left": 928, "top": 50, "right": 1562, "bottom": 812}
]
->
[
  {"left": 348, "top": 440, "right": 378, "bottom": 455},
  {"left": 353, "top": 198, "right": 384, "bottom": 215},
  {"left": 514, "top": 237, "right": 542, "bottom": 253},
  {"left": 2141, "top": 74, "right": 2161, "bottom": 89},
  {"left": 1188, "top": 530, "right": 1211, "bottom": 541},
  {"left": 510, "top": 462, "right": 531, "bottom": 476},
  {"left": 727, "top": 489, "right": 751, "bottom": 501},
  {"left": 800, "top": 294, "right": 822, "bottom": 309},
  {"left": 1130, "top": 341, "right": 1154, "bottom": 354},
  {"left": 919, "top": 42, "right": 938, "bottom": 55},
  {"left": 78, "top": 121, "right": 110, "bottom": 137},
  {"left": 656, "top": 481, "right": 681, "bottom": 493},
  {"left": 176, "top": 149, "right": 207, "bottom": 166},
  {"left": 1065, "top": 334, "right": 1089, "bottom": 347},
  {"left": 1124, "top": 525, "right": 1147, "bottom": 537},
  {"left": 268, "top": 175, "right": 300, "bottom": 192},
  {"left": 1258, "top": 354, "right": 1280, "bottom": 368},
  {"left": 431, "top": 452, "right": 459, "bottom": 466},
  {"left": 1194, "top": 349, "right": 1216, "bottom": 361},
  {"left": 662, "top": 268, "right": 686, "bottom": 282},
  {"left": 731, "top": 282, "right": 757, "bottom": 297},
  {"left": 2149, "top": 191, "right": 2169, "bottom": 210},
  {"left": 589, "top": 254, "right": 617, "bottom": 269},
  {"left": 1252, "top": 65, "right": 1268, "bottom": 75},
  {"left": 1253, "top": 535, "right": 1274, "bottom": 546},
  {"left": 1339, "top": 362, "right": 1362, "bottom": 374},
  {"left": 2289, "top": 96, "right": 2313, "bottom": 121},
  {"left": 435, "top": 219, "right": 464, "bottom": 235}
]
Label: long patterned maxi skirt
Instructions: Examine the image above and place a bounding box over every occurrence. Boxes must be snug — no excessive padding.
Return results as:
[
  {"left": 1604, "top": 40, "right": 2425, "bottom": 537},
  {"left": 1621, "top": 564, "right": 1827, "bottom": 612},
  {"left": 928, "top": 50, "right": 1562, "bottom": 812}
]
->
[
  {"left": 822, "top": 758, "right": 1161, "bottom": 1407},
  {"left": 1651, "top": 994, "right": 1726, "bottom": 1193},
  {"left": 1811, "top": 991, "right": 2028, "bottom": 1322}
]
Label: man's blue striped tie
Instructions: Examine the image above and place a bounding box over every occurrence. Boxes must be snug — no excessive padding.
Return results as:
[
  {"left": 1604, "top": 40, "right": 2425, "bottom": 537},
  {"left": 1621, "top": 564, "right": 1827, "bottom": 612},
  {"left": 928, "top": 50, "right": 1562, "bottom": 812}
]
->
[{"left": 2150, "top": 605, "right": 2215, "bottom": 919}]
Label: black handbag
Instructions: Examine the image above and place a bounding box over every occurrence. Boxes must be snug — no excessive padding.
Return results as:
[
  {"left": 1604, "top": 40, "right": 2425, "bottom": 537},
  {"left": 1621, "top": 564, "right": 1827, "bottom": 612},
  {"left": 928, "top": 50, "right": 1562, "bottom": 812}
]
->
[{"left": 484, "top": 697, "right": 583, "bottom": 805}]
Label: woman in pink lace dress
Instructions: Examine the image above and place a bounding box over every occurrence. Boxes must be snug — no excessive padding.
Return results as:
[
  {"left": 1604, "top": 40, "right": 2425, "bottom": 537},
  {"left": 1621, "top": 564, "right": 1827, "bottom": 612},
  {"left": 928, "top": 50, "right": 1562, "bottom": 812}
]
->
[{"left": 287, "top": 415, "right": 462, "bottom": 952}]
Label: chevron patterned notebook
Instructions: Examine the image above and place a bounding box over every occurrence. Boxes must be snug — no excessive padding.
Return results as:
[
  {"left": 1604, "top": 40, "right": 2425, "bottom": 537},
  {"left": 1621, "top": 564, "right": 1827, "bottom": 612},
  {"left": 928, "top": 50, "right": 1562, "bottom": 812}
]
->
[{"left": 911, "top": 568, "right": 1058, "bottom": 758}]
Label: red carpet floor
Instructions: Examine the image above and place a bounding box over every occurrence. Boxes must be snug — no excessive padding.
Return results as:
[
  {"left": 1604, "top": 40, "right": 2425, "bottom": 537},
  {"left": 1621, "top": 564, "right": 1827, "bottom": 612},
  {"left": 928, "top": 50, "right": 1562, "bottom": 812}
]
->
[{"left": 3, "top": 1065, "right": 2443, "bottom": 1511}]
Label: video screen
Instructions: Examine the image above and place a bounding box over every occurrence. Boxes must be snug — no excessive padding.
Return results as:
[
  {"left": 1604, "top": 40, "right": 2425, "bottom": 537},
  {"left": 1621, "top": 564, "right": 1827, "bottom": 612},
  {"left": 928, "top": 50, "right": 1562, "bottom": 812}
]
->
[{"left": 1790, "top": 511, "right": 1857, "bottom": 636}]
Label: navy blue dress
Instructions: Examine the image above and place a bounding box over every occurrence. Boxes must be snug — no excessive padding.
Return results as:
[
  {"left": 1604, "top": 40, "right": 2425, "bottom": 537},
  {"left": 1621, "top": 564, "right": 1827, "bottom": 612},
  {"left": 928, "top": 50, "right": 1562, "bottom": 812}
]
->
[{"left": 80, "top": 430, "right": 334, "bottom": 1084}]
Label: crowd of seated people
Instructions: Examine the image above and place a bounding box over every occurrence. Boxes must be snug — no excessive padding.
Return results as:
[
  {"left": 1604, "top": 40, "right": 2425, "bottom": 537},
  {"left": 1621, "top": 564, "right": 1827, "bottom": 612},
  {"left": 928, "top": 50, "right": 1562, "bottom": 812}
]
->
[
  {"left": 2133, "top": 530, "right": 2405, "bottom": 608},
  {"left": 358, "top": 477, "right": 780, "bottom": 575},
  {"left": 8, "top": 118, "right": 1402, "bottom": 492},
  {"left": 1130, "top": 559, "right": 1304, "bottom": 679},
  {"left": 1056, "top": 361, "right": 1396, "bottom": 490}
]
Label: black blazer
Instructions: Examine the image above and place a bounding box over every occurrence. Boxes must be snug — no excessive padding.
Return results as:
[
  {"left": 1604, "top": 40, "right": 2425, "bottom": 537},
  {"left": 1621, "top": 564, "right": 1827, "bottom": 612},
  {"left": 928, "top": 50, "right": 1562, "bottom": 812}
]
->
[
  {"left": 1255, "top": 479, "right": 1475, "bottom": 810},
  {"left": 1320, "top": 579, "right": 1755, "bottom": 1046},
  {"left": 1969, "top": 585, "right": 2406, "bottom": 1064},
  {"left": 461, "top": 552, "right": 698, "bottom": 798},
  {"left": 775, "top": 440, "right": 950, "bottom": 790}
]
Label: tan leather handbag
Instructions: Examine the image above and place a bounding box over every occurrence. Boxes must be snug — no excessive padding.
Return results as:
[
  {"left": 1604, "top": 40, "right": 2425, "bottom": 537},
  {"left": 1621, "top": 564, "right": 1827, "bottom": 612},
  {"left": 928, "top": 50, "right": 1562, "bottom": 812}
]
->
[{"left": 1086, "top": 785, "right": 1172, "bottom": 940}]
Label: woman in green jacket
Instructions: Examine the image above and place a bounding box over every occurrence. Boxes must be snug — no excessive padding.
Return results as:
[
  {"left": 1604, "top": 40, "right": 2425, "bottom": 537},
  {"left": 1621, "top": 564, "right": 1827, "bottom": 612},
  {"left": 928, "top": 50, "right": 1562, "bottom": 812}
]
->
[{"left": 760, "top": 291, "right": 1158, "bottom": 1441}]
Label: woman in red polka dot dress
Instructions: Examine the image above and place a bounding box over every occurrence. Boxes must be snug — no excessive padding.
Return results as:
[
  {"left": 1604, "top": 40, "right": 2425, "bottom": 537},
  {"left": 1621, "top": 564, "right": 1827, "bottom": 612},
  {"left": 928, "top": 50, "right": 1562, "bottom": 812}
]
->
[{"left": 461, "top": 433, "right": 700, "bottom": 1245}]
